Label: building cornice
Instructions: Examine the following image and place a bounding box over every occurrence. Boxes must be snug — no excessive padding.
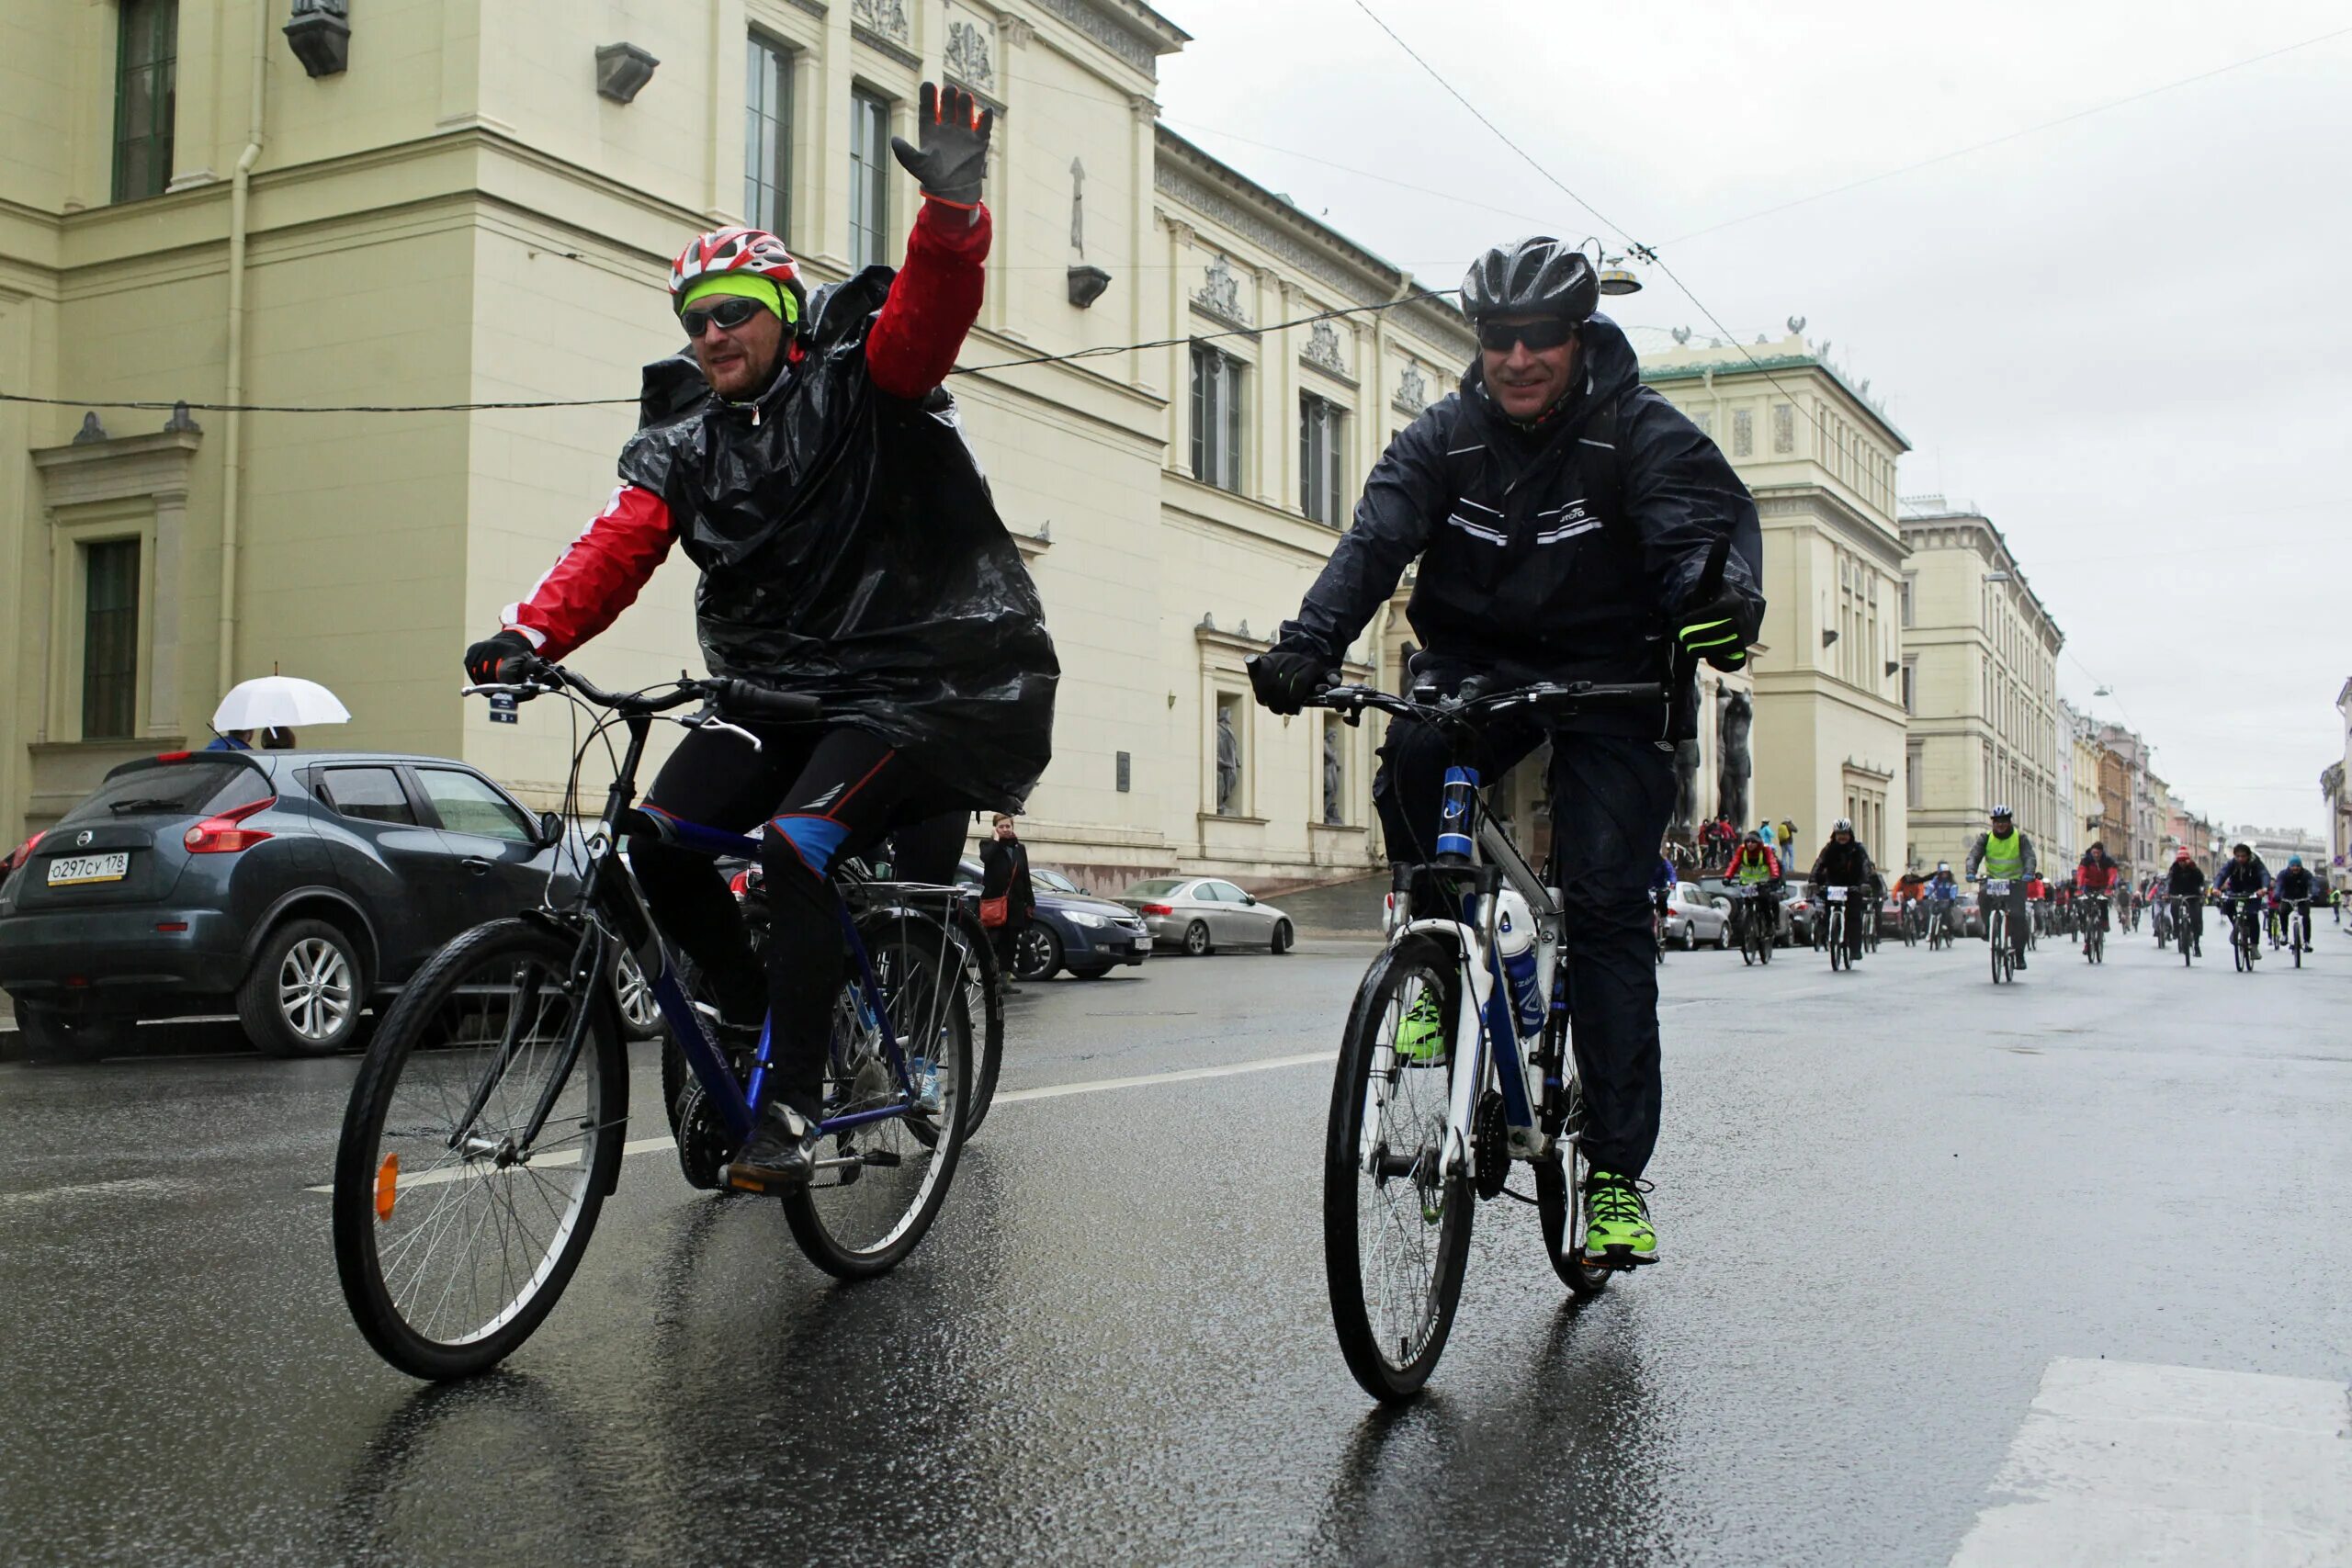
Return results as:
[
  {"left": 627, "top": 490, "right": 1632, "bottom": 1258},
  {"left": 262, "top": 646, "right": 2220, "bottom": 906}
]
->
[
  {"left": 1026, "top": 0, "right": 1189, "bottom": 77},
  {"left": 1641, "top": 353, "right": 1910, "bottom": 451},
  {"left": 1154, "top": 128, "right": 1472, "bottom": 357},
  {"left": 1900, "top": 511, "right": 2063, "bottom": 646}
]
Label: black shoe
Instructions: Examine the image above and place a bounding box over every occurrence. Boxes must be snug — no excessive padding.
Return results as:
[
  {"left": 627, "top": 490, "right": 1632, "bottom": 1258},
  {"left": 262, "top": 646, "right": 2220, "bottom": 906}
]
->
[
  {"left": 2012, "top": 952, "right": 2027, "bottom": 970},
  {"left": 725, "top": 1101, "right": 822, "bottom": 1193}
]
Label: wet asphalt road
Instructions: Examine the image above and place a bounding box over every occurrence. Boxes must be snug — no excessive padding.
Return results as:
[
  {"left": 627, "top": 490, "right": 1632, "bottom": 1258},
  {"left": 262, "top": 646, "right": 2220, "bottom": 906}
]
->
[{"left": 3, "top": 923, "right": 2348, "bottom": 1566}]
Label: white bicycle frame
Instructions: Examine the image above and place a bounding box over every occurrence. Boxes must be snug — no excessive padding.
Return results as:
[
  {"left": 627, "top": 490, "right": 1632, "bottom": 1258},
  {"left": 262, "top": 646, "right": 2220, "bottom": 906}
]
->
[{"left": 1380, "top": 815, "right": 1564, "bottom": 1185}]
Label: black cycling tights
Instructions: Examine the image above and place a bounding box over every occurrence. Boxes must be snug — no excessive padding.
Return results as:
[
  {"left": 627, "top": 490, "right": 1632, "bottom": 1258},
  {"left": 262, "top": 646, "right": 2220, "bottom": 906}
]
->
[{"left": 631, "top": 723, "right": 965, "bottom": 1120}]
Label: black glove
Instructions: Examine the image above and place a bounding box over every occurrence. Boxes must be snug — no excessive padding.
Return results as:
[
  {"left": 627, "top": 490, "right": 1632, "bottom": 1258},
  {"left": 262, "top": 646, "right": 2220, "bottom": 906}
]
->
[
  {"left": 890, "top": 82, "right": 991, "bottom": 207},
  {"left": 1248, "top": 650, "right": 1334, "bottom": 716},
  {"left": 1674, "top": 587, "right": 1751, "bottom": 672},
  {"left": 464, "top": 630, "right": 535, "bottom": 685}
]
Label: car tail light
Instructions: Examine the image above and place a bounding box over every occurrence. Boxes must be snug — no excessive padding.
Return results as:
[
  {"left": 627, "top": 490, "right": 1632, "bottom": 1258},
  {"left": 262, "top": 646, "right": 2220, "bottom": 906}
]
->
[
  {"left": 0, "top": 831, "right": 41, "bottom": 875},
  {"left": 185, "top": 796, "right": 277, "bottom": 853},
  {"left": 154, "top": 750, "right": 192, "bottom": 763},
  {"left": 1136, "top": 902, "right": 1172, "bottom": 917}
]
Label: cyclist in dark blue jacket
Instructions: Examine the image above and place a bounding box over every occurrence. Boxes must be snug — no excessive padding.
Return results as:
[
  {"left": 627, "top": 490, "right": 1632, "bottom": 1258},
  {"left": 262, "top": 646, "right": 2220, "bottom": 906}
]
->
[
  {"left": 2212, "top": 843, "right": 2271, "bottom": 958},
  {"left": 1248, "top": 236, "right": 1763, "bottom": 1266}
]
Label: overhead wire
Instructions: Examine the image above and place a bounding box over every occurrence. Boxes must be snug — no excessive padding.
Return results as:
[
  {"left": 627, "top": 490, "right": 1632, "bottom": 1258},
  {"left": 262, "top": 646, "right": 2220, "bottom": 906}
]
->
[{"left": 0, "top": 286, "right": 1461, "bottom": 415}]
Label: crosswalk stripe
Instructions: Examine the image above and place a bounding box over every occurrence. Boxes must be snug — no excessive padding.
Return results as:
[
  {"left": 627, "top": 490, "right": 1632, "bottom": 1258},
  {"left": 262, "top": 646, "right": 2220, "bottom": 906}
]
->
[{"left": 1951, "top": 1359, "right": 2352, "bottom": 1565}]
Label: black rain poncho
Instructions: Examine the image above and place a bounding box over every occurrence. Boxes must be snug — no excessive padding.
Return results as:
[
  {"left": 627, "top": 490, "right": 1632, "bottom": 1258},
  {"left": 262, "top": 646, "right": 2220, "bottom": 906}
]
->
[{"left": 620, "top": 269, "right": 1058, "bottom": 810}]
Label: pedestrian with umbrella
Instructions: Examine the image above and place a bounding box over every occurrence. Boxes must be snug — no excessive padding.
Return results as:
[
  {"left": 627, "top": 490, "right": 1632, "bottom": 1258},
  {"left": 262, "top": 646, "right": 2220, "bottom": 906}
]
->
[{"left": 208, "top": 675, "right": 352, "bottom": 750}]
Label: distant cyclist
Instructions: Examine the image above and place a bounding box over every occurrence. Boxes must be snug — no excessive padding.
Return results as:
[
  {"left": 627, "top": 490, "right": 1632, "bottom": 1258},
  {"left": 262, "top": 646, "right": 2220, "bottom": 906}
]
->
[
  {"left": 2276, "top": 854, "right": 2316, "bottom": 950},
  {"left": 2164, "top": 846, "right": 2209, "bottom": 947},
  {"left": 1964, "top": 805, "right": 2036, "bottom": 971},
  {"left": 1805, "top": 818, "right": 1876, "bottom": 964},
  {"left": 2075, "top": 841, "right": 2120, "bottom": 938},
  {"left": 2212, "top": 842, "right": 2272, "bottom": 959},
  {"left": 1726, "top": 829, "right": 1784, "bottom": 947}
]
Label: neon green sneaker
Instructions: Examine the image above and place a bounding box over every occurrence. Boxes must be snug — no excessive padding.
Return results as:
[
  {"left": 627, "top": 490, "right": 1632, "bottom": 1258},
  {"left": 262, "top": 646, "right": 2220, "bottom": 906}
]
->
[
  {"left": 1394, "top": 989, "right": 1445, "bottom": 1063},
  {"left": 1583, "top": 1169, "right": 1657, "bottom": 1260}
]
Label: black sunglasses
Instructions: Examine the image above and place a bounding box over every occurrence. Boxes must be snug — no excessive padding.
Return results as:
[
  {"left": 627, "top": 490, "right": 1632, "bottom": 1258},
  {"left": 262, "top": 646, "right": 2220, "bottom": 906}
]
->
[
  {"left": 680, "top": 295, "right": 767, "bottom": 339},
  {"left": 1476, "top": 317, "right": 1577, "bottom": 354}
]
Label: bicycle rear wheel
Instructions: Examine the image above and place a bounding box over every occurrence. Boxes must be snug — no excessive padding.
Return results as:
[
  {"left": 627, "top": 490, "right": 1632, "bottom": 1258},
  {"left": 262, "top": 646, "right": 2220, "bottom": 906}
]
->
[
  {"left": 1324, "top": 933, "right": 1474, "bottom": 1403},
  {"left": 333, "top": 919, "right": 625, "bottom": 1380},
  {"left": 1534, "top": 1105, "right": 1611, "bottom": 1300},
  {"left": 781, "top": 919, "right": 971, "bottom": 1279}
]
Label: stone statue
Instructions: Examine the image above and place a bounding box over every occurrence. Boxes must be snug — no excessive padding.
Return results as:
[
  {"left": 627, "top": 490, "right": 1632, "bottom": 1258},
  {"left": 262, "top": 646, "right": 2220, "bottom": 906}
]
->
[
  {"left": 1672, "top": 737, "right": 1702, "bottom": 839},
  {"left": 1323, "top": 723, "right": 1344, "bottom": 826},
  {"left": 1716, "top": 688, "right": 1753, "bottom": 827},
  {"left": 1216, "top": 708, "right": 1240, "bottom": 815}
]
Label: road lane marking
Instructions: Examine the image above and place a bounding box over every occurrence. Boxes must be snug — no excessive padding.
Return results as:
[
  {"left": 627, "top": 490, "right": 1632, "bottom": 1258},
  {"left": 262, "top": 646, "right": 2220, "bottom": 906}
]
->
[
  {"left": 1951, "top": 1359, "right": 2352, "bottom": 1566},
  {"left": 296, "top": 1049, "right": 1331, "bottom": 1196},
  {"left": 0, "top": 1177, "right": 176, "bottom": 1207}
]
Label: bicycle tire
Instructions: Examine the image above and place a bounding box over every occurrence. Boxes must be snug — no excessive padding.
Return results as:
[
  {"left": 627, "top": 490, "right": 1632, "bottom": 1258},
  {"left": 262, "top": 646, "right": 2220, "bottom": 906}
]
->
[
  {"left": 333, "top": 919, "right": 626, "bottom": 1381},
  {"left": 1324, "top": 932, "right": 1474, "bottom": 1403},
  {"left": 1534, "top": 1137, "right": 1611, "bottom": 1300},
  {"left": 945, "top": 902, "right": 1006, "bottom": 1138},
  {"left": 780, "top": 922, "right": 971, "bottom": 1280}
]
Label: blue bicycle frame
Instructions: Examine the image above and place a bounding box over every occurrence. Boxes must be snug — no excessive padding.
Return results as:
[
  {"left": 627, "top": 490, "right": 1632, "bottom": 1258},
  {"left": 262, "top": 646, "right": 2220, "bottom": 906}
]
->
[{"left": 572, "top": 719, "right": 929, "bottom": 1146}]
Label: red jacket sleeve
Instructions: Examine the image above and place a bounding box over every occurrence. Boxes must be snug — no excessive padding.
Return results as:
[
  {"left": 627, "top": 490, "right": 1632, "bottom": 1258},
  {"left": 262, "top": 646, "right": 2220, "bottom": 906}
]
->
[
  {"left": 865, "top": 197, "right": 991, "bottom": 401},
  {"left": 500, "top": 484, "right": 676, "bottom": 660}
]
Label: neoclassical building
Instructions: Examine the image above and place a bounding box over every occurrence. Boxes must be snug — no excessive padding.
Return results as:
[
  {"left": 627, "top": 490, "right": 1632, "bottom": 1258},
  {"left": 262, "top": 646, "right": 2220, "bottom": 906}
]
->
[
  {"left": 1, "top": 0, "right": 1483, "bottom": 890},
  {"left": 1897, "top": 503, "right": 2064, "bottom": 874},
  {"left": 1637, "top": 329, "right": 1911, "bottom": 867}
]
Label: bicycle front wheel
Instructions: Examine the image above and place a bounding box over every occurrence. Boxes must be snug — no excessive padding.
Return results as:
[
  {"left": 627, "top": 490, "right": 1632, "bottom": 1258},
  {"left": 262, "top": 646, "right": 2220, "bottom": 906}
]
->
[
  {"left": 1324, "top": 933, "right": 1474, "bottom": 1403},
  {"left": 333, "top": 919, "right": 626, "bottom": 1380},
  {"left": 781, "top": 921, "right": 971, "bottom": 1279}
]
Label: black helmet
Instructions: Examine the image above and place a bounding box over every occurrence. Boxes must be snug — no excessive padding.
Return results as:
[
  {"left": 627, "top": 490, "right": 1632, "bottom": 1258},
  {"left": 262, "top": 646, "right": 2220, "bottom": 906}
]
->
[{"left": 1460, "top": 237, "right": 1598, "bottom": 325}]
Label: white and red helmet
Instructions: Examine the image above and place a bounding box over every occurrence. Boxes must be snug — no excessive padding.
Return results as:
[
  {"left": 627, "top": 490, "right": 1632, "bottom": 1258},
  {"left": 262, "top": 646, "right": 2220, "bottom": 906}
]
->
[{"left": 668, "top": 226, "right": 806, "bottom": 319}]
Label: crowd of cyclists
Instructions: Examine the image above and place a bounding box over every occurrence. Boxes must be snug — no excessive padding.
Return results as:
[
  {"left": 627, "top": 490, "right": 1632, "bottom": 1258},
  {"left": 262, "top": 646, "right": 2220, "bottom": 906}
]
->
[{"left": 1663, "top": 804, "right": 2340, "bottom": 975}]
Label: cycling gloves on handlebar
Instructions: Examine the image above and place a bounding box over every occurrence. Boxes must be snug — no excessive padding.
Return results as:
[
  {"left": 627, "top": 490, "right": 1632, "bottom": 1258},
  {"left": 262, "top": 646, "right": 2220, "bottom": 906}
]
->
[
  {"left": 1248, "top": 650, "right": 1334, "bottom": 716},
  {"left": 464, "top": 630, "right": 536, "bottom": 685}
]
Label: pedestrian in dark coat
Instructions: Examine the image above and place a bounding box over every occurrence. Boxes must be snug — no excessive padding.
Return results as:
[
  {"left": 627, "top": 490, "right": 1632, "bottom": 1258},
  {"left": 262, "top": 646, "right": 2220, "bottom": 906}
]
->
[{"left": 978, "top": 813, "right": 1035, "bottom": 989}]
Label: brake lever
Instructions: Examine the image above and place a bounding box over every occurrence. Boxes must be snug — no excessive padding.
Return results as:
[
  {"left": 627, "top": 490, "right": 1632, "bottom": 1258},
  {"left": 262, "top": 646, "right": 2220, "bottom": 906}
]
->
[
  {"left": 674, "top": 703, "right": 763, "bottom": 750},
  {"left": 460, "top": 680, "right": 555, "bottom": 699}
]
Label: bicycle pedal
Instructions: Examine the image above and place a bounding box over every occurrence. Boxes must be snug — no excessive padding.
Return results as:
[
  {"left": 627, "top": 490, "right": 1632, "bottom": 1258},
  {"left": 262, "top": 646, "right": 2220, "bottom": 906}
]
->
[{"left": 1580, "top": 1246, "right": 1659, "bottom": 1270}]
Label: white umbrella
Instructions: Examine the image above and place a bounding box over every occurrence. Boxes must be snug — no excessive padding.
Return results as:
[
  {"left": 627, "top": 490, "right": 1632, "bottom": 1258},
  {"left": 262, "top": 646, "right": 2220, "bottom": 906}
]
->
[{"left": 212, "top": 676, "right": 352, "bottom": 732}]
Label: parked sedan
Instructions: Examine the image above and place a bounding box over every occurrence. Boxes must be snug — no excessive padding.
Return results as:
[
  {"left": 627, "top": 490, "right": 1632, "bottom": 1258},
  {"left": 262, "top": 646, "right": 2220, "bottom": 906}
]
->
[
  {"left": 1662, "top": 881, "right": 1731, "bottom": 950},
  {"left": 1118, "top": 877, "right": 1295, "bottom": 956},
  {"left": 954, "top": 859, "right": 1152, "bottom": 981},
  {"left": 0, "top": 749, "right": 573, "bottom": 1062}
]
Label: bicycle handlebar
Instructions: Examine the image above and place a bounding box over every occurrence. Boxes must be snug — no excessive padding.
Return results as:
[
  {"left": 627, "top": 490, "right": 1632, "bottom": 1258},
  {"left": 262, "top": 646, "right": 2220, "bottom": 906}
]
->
[
  {"left": 465, "top": 660, "right": 821, "bottom": 724},
  {"left": 1305, "top": 678, "right": 1666, "bottom": 728}
]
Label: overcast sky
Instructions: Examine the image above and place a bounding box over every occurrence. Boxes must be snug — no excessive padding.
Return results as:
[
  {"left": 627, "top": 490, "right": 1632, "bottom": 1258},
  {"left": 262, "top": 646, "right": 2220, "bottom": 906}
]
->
[{"left": 1155, "top": 0, "right": 2349, "bottom": 838}]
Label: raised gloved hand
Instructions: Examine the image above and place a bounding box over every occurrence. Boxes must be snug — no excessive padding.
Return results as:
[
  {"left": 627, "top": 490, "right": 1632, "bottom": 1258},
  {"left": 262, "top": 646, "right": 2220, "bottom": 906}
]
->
[
  {"left": 1248, "top": 650, "right": 1335, "bottom": 716},
  {"left": 890, "top": 82, "right": 991, "bottom": 207},
  {"left": 1674, "top": 588, "right": 1751, "bottom": 672},
  {"left": 464, "top": 630, "right": 535, "bottom": 685}
]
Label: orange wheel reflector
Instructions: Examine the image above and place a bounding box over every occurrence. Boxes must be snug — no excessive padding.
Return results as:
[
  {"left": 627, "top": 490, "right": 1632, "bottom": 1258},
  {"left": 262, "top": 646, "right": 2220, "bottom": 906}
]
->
[{"left": 375, "top": 1154, "right": 400, "bottom": 1222}]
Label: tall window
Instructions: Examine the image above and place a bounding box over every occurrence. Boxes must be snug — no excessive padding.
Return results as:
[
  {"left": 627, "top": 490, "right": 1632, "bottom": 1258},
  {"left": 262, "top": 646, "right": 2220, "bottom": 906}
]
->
[
  {"left": 1191, "top": 344, "right": 1245, "bottom": 491},
  {"left": 1900, "top": 573, "right": 1916, "bottom": 628},
  {"left": 1907, "top": 741, "right": 1924, "bottom": 810},
  {"left": 849, "top": 90, "right": 891, "bottom": 270},
  {"left": 82, "top": 539, "right": 141, "bottom": 739},
  {"left": 1901, "top": 656, "right": 1917, "bottom": 715},
  {"left": 745, "top": 34, "right": 794, "bottom": 239},
  {"left": 113, "top": 0, "right": 178, "bottom": 202},
  {"left": 1299, "top": 394, "right": 1347, "bottom": 525}
]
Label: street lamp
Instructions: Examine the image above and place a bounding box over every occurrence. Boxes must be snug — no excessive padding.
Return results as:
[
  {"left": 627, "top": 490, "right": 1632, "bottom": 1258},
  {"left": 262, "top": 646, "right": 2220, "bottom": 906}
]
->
[{"left": 1577, "top": 236, "right": 1645, "bottom": 296}]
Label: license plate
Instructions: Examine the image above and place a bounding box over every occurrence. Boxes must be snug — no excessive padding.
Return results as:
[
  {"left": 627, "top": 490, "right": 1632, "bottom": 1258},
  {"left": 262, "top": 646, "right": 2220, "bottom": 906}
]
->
[
  {"left": 1826, "top": 886, "right": 1849, "bottom": 899},
  {"left": 48, "top": 852, "right": 130, "bottom": 886}
]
